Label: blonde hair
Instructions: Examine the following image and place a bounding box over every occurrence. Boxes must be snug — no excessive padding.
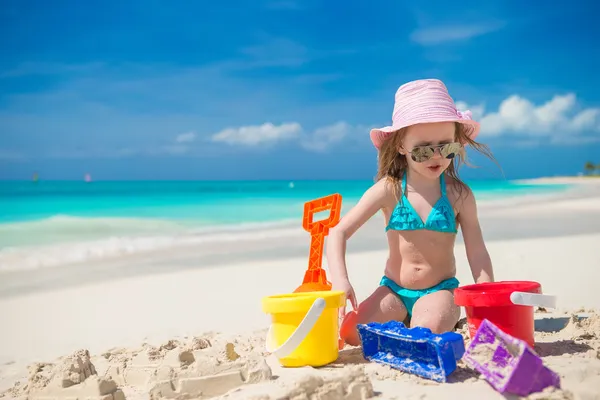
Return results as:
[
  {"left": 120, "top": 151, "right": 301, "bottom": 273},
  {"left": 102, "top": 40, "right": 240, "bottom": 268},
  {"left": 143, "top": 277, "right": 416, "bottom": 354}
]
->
[{"left": 375, "top": 122, "right": 497, "bottom": 201}]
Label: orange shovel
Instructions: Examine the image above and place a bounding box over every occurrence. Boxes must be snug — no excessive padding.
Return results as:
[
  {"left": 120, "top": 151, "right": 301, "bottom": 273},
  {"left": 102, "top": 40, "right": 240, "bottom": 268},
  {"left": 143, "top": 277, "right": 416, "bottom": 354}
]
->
[{"left": 294, "top": 193, "right": 343, "bottom": 293}]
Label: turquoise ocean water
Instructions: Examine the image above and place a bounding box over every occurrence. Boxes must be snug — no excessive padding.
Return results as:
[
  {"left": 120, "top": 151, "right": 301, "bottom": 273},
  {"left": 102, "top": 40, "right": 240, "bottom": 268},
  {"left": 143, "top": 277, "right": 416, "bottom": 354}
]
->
[{"left": 0, "top": 179, "right": 570, "bottom": 271}]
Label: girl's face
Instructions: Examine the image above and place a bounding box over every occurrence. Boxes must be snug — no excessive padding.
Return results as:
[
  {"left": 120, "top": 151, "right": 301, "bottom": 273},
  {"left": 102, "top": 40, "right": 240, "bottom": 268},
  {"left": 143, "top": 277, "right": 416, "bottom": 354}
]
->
[{"left": 400, "top": 122, "right": 459, "bottom": 179}]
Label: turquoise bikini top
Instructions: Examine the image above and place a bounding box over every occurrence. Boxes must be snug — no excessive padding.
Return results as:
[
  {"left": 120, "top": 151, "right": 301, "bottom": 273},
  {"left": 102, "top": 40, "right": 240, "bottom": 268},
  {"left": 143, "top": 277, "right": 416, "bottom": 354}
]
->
[{"left": 386, "top": 173, "right": 457, "bottom": 234}]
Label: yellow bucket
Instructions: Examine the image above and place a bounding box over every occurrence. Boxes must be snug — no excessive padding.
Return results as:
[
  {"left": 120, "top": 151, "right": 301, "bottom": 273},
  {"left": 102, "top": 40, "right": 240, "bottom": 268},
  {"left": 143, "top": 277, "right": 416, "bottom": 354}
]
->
[{"left": 261, "top": 290, "right": 345, "bottom": 367}]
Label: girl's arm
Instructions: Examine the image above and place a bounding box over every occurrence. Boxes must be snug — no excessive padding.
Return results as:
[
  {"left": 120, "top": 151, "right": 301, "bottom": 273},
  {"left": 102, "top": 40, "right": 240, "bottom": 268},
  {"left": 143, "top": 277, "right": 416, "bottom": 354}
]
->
[
  {"left": 327, "top": 179, "right": 389, "bottom": 282},
  {"left": 457, "top": 187, "right": 495, "bottom": 283}
]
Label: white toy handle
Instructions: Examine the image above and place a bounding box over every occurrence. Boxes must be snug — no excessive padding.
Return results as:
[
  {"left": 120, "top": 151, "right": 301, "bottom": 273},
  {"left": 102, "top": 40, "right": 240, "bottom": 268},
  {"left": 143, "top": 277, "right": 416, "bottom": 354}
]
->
[
  {"left": 265, "top": 297, "right": 325, "bottom": 359},
  {"left": 510, "top": 291, "right": 557, "bottom": 308}
]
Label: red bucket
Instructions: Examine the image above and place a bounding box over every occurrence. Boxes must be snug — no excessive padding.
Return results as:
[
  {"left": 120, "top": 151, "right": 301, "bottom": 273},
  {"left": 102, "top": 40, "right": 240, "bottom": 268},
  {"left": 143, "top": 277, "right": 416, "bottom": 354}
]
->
[{"left": 454, "top": 281, "right": 555, "bottom": 348}]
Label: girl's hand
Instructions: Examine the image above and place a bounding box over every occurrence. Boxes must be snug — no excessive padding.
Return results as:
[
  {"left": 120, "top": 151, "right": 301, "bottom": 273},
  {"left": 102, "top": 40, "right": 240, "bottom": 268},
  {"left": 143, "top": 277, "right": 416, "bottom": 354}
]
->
[{"left": 332, "top": 277, "right": 358, "bottom": 323}]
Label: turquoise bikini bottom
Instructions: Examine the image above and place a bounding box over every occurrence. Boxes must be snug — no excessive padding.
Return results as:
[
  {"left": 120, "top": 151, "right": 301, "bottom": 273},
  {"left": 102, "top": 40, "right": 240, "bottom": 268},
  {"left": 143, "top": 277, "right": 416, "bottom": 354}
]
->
[{"left": 380, "top": 275, "right": 460, "bottom": 317}]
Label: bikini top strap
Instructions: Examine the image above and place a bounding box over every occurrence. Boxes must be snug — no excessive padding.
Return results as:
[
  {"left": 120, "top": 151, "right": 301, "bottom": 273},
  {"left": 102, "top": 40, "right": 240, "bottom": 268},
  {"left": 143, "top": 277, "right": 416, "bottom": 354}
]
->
[
  {"left": 440, "top": 173, "right": 447, "bottom": 196},
  {"left": 402, "top": 173, "right": 407, "bottom": 195}
]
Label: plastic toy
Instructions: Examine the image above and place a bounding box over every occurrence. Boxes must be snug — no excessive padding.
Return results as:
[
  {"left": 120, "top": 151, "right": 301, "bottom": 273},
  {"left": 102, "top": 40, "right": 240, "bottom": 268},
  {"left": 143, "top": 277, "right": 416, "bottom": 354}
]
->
[
  {"left": 294, "top": 193, "right": 342, "bottom": 293},
  {"left": 262, "top": 290, "right": 346, "bottom": 367},
  {"left": 261, "top": 193, "right": 347, "bottom": 368},
  {"left": 357, "top": 320, "right": 465, "bottom": 382},
  {"left": 454, "top": 281, "right": 557, "bottom": 347},
  {"left": 463, "top": 319, "right": 561, "bottom": 396}
]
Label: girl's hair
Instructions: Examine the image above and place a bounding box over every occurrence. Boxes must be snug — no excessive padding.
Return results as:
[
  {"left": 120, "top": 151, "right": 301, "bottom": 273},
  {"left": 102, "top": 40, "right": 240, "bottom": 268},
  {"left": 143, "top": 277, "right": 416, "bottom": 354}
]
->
[{"left": 375, "top": 122, "right": 497, "bottom": 201}]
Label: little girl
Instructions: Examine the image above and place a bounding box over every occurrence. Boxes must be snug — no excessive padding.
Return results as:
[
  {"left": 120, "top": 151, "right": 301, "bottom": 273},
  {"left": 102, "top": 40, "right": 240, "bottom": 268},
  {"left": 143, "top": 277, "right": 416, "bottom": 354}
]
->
[{"left": 327, "top": 79, "right": 496, "bottom": 346}]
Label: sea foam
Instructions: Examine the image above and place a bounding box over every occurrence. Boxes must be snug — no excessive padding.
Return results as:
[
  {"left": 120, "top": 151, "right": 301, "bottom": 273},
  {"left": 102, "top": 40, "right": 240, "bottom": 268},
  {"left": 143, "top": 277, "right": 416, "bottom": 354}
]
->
[{"left": 0, "top": 215, "right": 302, "bottom": 272}]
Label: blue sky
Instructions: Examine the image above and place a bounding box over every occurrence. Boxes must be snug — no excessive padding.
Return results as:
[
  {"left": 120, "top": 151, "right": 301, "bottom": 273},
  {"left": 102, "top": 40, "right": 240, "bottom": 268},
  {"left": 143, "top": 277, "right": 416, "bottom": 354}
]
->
[{"left": 0, "top": 0, "right": 599, "bottom": 180}]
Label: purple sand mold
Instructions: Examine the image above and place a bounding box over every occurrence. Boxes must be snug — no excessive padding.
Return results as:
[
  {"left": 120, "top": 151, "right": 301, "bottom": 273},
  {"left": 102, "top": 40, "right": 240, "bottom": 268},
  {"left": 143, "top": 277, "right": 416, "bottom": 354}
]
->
[
  {"left": 463, "top": 319, "right": 561, "bottom": 396},
  {"left": 357, "top": 320, "right": 465, "bottom": 383}
]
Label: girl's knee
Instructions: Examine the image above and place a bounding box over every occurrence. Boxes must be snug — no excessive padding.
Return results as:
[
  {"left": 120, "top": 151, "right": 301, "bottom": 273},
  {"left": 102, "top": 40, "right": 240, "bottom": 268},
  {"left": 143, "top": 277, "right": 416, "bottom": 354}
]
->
[
  {"left": 340, "top": 310, "right": 362, "bottom": 346},
  {"left": 339, "top": 288, "right": 410, "bottom": 346},
  {"left": 410, "top": 308, "right": 460, "bottom": 334},
  {"left": 339, "top": 307, "right": 371, "bottom": 346},
  {"left": 410, "top": 290, "right": 461, "bottom": 333},
  {"left": 340, "top": 307, "right": 398, "bottom": 347},
  {"left": 411, "top": 319, "right": 447, "bottom": 334}
]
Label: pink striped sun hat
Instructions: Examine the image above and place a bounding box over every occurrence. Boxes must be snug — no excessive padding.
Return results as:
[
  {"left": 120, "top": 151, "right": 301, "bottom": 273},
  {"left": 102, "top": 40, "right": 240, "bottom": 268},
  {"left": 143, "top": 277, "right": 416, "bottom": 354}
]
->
[{"left": 369, "top": 79, "right": 480, "bottom": 149}]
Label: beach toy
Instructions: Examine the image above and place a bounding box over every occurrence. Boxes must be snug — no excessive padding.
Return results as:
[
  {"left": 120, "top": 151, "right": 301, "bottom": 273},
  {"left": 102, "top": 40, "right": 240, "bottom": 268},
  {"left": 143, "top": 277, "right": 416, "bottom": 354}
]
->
[
  {"left": 463, "top": 318, "right": 561, "bottom": 396},
  {"left": 454, "top": 281, "right": 557, "bottom": 347},
  {"left": 294, "top": 193, "right": 343, "bottom": 293},
  {"left": 357, "top": 320, "right": 465, "bottom": 382},
  {"left": 262, "top": 290, "right": 345, "bottom": 367}
]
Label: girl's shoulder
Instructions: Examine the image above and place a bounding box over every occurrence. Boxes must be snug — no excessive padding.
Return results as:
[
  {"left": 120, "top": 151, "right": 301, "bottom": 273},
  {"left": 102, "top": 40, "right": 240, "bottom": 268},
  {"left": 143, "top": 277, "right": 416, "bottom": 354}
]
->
[
  {"left": 373, "top": 176, "right": 399, "bottom": 195},
  {"left": 444, "top": 174, "right": 474, "bottom": 209},
  {"left": 372, "top": 176, "right": 403, "bottom": 207}
]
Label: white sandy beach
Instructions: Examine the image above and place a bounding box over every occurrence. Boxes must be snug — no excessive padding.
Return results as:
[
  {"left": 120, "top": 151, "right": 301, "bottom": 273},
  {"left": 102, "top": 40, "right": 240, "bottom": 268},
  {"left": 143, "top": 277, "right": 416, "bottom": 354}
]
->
[{"left": 1, "top": 178, "right": 600, "bottom": 399}]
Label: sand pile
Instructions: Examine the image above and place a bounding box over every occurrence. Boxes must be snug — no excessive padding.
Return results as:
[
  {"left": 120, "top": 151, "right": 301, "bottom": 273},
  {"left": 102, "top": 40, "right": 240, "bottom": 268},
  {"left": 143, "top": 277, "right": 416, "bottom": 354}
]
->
[
  {"left": 1, "top": 312, "right": 599, "bottom": 400},
  {"left": 559, "top": 312, "right": 600, "bottom": 342},
  {"left": 1, "top": 333, "right": 274, "bottom": 400},
  {"left": 1, "top": 349, "right": 125, "bottom": 400},
  {"left": 219, "top": 366, "right": 374, "bottom": 400},
  {"left": 535, "top": 311, "right": 600, "bottom": 357},
  {"left": 0, "top": 331, "right": 374, "bottom": 400}
]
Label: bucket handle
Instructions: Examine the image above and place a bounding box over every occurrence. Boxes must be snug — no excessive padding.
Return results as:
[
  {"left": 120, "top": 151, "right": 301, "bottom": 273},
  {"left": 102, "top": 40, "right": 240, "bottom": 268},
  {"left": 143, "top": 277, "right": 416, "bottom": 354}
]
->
[
  {"left": 265, "top": 297, "right": 326, "bottom": 359},
  {"left": 510, "top": 291, "right": 557, "bottom": 309}
]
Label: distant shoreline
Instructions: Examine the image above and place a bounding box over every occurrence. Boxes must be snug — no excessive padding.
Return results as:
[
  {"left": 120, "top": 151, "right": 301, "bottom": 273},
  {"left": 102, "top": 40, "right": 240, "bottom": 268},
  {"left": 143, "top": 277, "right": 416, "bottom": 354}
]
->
[
  {"left": 1, "top": 175, "right": 599, "bottom": 183},
  {"left": 516, "top": 175, "right": 600, "bottom": 185}
]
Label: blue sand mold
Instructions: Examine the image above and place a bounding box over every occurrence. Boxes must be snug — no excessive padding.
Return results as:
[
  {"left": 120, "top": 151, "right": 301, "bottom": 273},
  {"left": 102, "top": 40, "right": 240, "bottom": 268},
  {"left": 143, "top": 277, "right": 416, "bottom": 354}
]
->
[{"left": 357, "top": 320, "right": 465, "bottom": 382}]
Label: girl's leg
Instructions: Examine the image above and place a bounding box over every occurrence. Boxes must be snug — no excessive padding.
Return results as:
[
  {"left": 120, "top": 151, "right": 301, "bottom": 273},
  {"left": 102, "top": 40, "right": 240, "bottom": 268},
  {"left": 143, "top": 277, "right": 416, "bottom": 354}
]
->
[
  {"left": 409, "top": 289, "right": 461, "bottom": 334},
  {"left": 340, "top": 286, "right": 408, "bottom": 346}
]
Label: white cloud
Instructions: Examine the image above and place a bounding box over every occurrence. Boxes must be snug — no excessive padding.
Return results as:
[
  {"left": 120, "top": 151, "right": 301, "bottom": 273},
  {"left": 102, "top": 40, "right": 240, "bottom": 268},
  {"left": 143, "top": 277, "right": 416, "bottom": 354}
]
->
[
  {"left": 457, "top": 93, "right": 600, "bottom": 137},
  {"left": 301, "top": 121, "right": 351, "bottom": 152},
  {"left": 410, "top": 21, "right": 505, "bottom": 46},
  {"left": 210, "top": 122, "right": 302, "bottom": 146},
  {"left": 571, "top": 108, "right": 600, "bottom": 131},
  {"left": 209, "top": 120, "right": 368, "bottom": 151},
  {"left": 551, "top": 135, "right": 600, "bottom": 145},
  {"left": 175, "top": 131, "right": 196, "bottom": 143},
  {"left": 0, "top": 46, "right": 368, "bottom": 165}
]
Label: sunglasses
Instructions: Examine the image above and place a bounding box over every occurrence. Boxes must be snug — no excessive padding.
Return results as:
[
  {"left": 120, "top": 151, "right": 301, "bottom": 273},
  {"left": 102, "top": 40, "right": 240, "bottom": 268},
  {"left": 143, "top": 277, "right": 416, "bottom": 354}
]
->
[{"left": 408, "top": 142, "right": 462, "bottom": 163}]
